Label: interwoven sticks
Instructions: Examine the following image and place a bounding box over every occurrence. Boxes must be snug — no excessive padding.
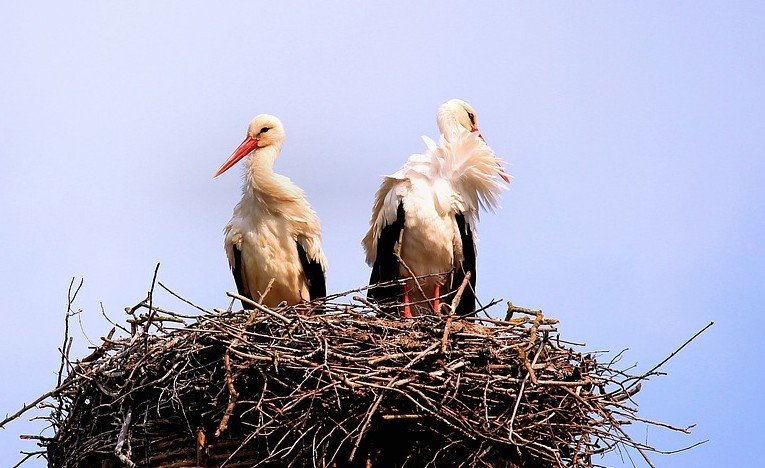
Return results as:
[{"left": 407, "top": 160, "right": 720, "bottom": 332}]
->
[{"left": 5, "top": 280, "right": 706, "bottom": 467}]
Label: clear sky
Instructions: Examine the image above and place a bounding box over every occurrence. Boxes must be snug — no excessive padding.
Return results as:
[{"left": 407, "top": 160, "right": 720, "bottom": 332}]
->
[{"left": 1, "top": 2, "right": 763, "bottom": 466}]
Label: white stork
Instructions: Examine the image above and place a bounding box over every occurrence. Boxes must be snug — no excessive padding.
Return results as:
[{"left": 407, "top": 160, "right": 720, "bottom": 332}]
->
[
  {"left": 362, "top": 99, "right": 509, "bottom": 317},
  {"left": 215, "top": 114, "right": 327, "bottom": 308}
]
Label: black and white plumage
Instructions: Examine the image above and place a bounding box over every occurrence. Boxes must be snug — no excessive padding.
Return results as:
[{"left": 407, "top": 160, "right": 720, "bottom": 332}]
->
[
  {"left": 362, "top": 99, "right": 508, "bottom": 317},
  {"left": 215, "top": 114, "right": 327, "bottom": 308}
]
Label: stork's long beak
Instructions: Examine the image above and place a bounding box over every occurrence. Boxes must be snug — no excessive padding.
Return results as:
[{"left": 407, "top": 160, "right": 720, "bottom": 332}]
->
[{"left": 214, "top": 136, "right": 259, "bottom": 178}]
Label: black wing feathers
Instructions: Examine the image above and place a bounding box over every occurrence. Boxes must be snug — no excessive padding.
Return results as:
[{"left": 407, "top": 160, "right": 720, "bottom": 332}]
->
[
  {"left": 296, "top": 241, "right": 327, "bottom": 300},
  {"left": 368, "top": 202, "right": 406, "bottom": 305},
  {"left": 452, "top": 213, "right": 477, "bottom": 315},
  {"left": 232, "top": 245, "right": 252, "bottom": 302}
]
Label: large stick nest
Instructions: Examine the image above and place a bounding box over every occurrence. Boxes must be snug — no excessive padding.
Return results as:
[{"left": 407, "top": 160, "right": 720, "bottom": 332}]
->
[{"left": 11, "top": 280, "right": 700, "bottom": 467}]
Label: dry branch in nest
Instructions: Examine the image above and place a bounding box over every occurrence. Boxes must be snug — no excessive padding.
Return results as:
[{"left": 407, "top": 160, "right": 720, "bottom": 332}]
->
[{"left": 3, "top": 275, "right": 708, "bottom": 467}]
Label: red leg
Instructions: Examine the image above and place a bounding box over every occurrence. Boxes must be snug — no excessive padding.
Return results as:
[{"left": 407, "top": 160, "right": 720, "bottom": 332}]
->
[
  {"left": 402, "top": 289, "right": 413, "bottom": 318},
  {"left": 433, "top": 283, "right": 441, "bottom": 314}
]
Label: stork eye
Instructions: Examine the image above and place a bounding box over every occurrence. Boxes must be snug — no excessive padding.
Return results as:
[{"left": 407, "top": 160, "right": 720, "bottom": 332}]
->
[
  {"left": 260, "top": 127, "right": 270, "bottom": 133},
  {"left": 467, "top": 112, "right": 476, "bottom": 125}
]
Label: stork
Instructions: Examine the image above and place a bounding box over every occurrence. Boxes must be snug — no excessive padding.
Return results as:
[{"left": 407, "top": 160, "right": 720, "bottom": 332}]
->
[
  {"left": 362, "top": 99, "right": 509, "bottom": 317},
  {"left": 215, "top": 114, "right": 327, "bottom": 308}
]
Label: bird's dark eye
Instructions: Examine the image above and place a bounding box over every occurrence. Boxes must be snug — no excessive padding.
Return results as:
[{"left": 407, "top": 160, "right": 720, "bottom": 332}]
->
[
  {"left": 467, "top": 112, "right": 476, "bottom": 125},
  {"left": 260, "top": 127, "right": 270, "bottom": 133}
]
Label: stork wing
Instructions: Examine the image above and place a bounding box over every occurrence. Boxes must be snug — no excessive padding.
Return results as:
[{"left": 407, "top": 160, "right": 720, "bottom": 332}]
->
[
  {"left": 451, "top": 213, "right": 477, "bottom": 315},
  {"left": 231, "top": 244, "right": 253, "bottom": 302},
  {"left": 296, "top": 241, "right": 327, "bottom": 300},
  {"left": 368, "top": 202, "right": 406, "bottom": 307}
]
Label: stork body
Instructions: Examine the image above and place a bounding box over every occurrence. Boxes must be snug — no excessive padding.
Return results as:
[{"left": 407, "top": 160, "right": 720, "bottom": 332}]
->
[
  {"left": 216, "top": 115, "right": 327, "bottom": 308},
  {"left": 363, "top": 100, "right": 508, "bottom": 317}
]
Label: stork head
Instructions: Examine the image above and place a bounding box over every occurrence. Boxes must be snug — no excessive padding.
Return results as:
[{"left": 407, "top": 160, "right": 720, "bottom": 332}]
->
[
  {"left": 437, "top": 99, "right": 510, "bottom": 183},
  {"left": 214, "top": 114, "right": 285, "bottom": 177},
  {"left": 437, "top": 99, "right": 480, "bottom": 140}
]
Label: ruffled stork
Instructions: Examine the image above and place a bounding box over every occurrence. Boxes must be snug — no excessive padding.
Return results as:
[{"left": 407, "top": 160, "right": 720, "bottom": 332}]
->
[
  {"left": 215, "top": 114, "right": 327, "bottom": 308},
  {"left": 362, "top": 99, "right": 509, "bottom": 317}
]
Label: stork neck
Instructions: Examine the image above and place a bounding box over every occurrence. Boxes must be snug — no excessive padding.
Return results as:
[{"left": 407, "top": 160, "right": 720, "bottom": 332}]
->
[{"left": 244, "top": 144, "right": 283, "bottom": 194}]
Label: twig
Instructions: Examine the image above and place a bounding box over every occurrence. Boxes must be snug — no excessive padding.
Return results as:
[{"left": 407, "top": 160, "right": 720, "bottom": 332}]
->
[
  {"left": 505, "top": 301, "right": 543, "bottom": 320},
  {"left": 158, "top": 281, "right": 211, "bottom": 314},
  {"left": 508, "top": 336, "right": 545, "bottom": 442},
  {"left": 227, "top": 292, "right": 291, "bottom": 324},
  {"left": 626, "top": 321, "right": 714, "bottom": 390},
  {"left": 215, "top": 351, "right": 239, "bottom": 437},
  {"left": 58, "top": 278, "right": 83, "bottom": 388},
  {"left": 12, "top": 450, "right": 45, "bottom": 468},
  {"left": 352, "top": 295, "right": 387, "bottom": 316},
  {"left": 115, "top": 407, "right": 136, "bottom": 468},
  {"left": 441, "top": 272, "right": 472, "bottom": 353},
  {"left": 1, "top": 374, "right": 76, "bottom": 429},
  {"left": 393, "top": 230, "right": 432, "bottom": 313},
  {"left": 258, "top": 278, "right": 276, "bottom": 304},
  {"left": 142, "top": 263, "right": 162, "bottom": 342}
]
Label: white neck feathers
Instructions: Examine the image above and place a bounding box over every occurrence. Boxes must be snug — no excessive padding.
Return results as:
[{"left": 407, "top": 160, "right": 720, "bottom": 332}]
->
[{"left": 243, "top": 144, "right": 286, "bottom": 198}]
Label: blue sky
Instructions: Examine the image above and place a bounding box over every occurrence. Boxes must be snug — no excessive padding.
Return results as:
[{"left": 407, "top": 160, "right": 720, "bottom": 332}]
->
[{"left": 1, "top": 2, "right": 763, "bottom": 466}]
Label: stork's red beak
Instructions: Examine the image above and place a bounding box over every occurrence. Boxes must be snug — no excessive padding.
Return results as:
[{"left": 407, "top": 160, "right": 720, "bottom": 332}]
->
[{"left": 214, "top": 136, "right": 259, "bottom": 178}]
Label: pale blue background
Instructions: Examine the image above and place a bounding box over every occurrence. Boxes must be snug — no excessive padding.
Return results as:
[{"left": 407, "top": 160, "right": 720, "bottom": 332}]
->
[{"left": 1, "top": 2, "right": 763, "bottom": 466}]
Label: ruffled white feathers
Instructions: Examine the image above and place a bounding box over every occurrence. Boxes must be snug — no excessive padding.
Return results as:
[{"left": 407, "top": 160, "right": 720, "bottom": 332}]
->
[{"left": 363, "top": 130, "right": 508, "bottom": 265}]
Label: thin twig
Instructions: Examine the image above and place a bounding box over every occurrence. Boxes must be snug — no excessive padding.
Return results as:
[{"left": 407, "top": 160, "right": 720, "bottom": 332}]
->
[
  {"left": 142, "top": 263, "right": 162, "bottom": 342},
  {"left": 0, "top": 380, "right": 74, "bottom": 429},
  {"left": 227, "top": 292, "right": 292, "bottom": 324},
  {"left": 626, "top": 321, "right": 714, "bottom": 390},
  {"left": 441, "top": 273, "right": 472, "bottom": 353},
  {"left": 393, "top": 230, "right": 432, "bottom": 313},
  {"left": 58, "top": 278, "right": 83, "bottom": 388}
]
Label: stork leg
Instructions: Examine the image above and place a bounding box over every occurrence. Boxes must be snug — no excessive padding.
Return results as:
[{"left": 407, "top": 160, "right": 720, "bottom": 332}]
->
[
  {"left": 433, "top": 283, "right": 441, "bottom": 314},
  {"left": 402, "top": 289, "right": 413, "bottom": 319}
]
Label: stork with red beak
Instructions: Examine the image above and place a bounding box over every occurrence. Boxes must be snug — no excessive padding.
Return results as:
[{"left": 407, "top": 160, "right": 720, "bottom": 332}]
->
[
  {"left": 215, "top": 114, "right": 327, "bottom": 308},
  {"left": 363, "top": 99, "right": 509, "bottom": 317}
]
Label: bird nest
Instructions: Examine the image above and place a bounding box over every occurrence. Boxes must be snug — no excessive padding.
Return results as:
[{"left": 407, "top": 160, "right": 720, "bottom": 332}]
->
[{"left": 5, "top": 278, "right": 704, "bottom": 468}]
